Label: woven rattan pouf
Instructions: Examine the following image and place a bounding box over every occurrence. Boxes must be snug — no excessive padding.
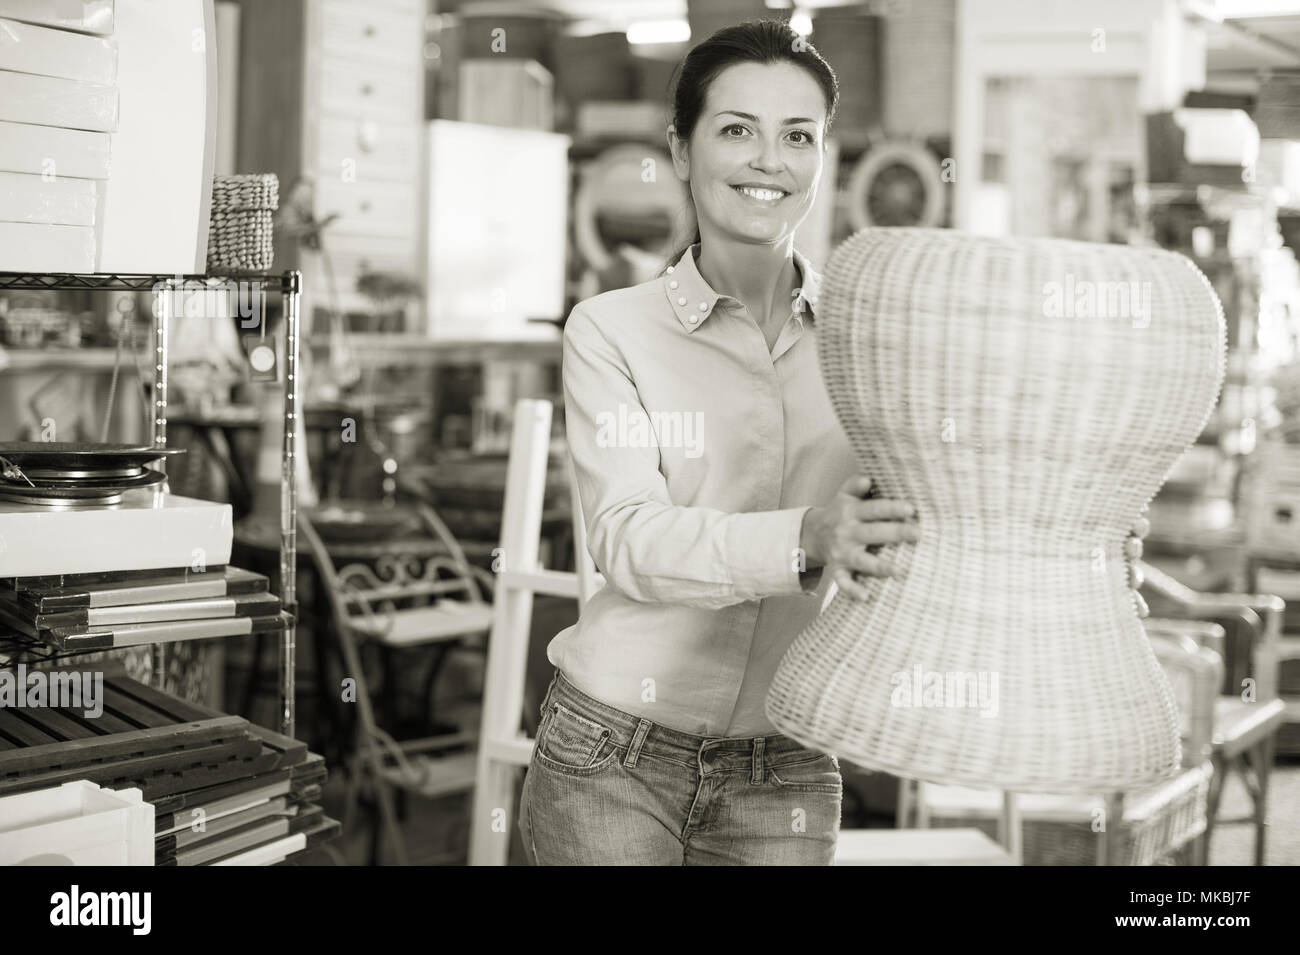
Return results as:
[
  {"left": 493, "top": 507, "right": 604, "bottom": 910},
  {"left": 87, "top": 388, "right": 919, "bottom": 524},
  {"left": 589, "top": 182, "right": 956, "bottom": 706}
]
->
[{"left": 765, "top": 228, "right": 1227, "bottom": 792}]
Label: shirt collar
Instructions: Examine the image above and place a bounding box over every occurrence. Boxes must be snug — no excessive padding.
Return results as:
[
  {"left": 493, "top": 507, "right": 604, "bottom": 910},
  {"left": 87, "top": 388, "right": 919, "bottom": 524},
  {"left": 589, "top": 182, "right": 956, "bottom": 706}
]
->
[{"left": 663, "top": 243, "right": 822, "bottom": 333}]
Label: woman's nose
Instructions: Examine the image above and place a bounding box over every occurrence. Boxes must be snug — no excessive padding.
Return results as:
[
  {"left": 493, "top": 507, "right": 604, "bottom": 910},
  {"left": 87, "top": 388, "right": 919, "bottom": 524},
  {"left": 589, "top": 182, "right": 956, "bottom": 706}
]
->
[{"left": 750, "top": 138, "right": 785, "bottom": 173}]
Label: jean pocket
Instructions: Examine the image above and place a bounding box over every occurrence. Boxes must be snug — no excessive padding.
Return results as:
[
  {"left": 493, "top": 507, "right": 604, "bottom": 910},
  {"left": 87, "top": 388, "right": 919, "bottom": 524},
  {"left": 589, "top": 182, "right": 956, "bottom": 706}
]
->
[
  {"left": 768, "top": 753, "right": 842, "bottom": 793},
  {"left": 533, "top": 702, "right": 622, "bottom": 776}
]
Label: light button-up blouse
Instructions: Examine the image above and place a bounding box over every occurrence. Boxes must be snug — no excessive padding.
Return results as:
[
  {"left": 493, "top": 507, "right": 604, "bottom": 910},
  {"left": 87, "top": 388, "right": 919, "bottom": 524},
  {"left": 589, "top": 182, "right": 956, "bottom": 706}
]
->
[{"left": 548, "top": 242, "right": 858, "bottom": 737}]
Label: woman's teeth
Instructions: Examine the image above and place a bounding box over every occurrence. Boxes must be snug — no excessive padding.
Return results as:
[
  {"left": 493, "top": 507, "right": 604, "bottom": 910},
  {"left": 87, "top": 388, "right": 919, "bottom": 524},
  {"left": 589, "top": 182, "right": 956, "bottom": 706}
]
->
[{"left": 735, "top": 186, "right": 786, "bottom": 202}]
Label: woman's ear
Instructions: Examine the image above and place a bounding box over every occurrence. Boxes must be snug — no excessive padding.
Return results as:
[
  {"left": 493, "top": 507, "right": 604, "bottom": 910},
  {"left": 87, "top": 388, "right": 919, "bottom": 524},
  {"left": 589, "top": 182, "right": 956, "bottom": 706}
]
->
[{"left": 666, "top": 125, "right": 690, "bottom": 182}]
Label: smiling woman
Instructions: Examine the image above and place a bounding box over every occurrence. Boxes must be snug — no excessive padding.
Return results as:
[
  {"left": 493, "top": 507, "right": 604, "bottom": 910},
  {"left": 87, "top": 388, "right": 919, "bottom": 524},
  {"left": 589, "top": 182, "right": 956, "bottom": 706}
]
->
[{"left": 517, "top": 18, "right": 921, "bottom": 867}]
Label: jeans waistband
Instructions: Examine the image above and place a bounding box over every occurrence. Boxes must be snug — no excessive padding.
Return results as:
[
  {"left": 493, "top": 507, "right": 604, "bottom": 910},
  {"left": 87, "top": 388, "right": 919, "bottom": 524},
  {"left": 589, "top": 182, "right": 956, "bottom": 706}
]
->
[{"left": 543, "top": 668, "right": 832, "bottom": 772}]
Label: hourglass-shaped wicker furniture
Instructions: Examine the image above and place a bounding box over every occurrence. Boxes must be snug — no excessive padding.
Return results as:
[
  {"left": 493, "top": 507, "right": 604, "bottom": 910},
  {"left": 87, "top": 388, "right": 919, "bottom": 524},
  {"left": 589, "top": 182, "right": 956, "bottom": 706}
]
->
[{"left": 766, "top": 228, "right": 1227, "bottom": 792}]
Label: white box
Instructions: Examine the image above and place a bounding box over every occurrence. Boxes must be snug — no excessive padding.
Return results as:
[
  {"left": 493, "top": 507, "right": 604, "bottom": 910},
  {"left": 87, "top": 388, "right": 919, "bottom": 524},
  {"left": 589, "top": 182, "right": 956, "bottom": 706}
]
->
[
  {"left": 0, "top": 0, "right": 114, "bottom": 35},
  {"left": 0, "top": 170, "right": 96, "bottom": 225},
  {"left": 0, "top": 120, "right": 112, "bottom": 179},
  {"left": 0, "top": 16, "right": 117, "bottom": 84},
  {"left": 0, "top": 220, "right": 94, "bottom": 271},
  {"left": 0, "top": 781, "right": 153, "bottom": 866},
  {"left": 0, "top": 70, "right": 118, "bottom": 132},
  {"left": 0, "top": 491, "right": 233, "bottom": 578}
]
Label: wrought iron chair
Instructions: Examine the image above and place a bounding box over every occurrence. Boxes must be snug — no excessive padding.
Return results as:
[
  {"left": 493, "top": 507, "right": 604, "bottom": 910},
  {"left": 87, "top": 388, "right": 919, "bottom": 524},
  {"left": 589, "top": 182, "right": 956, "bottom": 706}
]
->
[
  {"left": 298, "top": 502, "right": 496, "bottom": 865},
  {"left": 1138, "top": 561, "right": 1287, "bottom": 865}
]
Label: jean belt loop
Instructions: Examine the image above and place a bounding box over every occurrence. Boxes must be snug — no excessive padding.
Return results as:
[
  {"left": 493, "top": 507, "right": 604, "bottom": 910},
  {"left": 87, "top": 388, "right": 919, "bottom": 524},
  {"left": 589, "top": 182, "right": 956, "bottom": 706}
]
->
[
  {"left": 751, "top": 736, "right": 765, "bottom": 785},
  {"left": 624, "top": 718, "right": 653, "bottom": 767}
]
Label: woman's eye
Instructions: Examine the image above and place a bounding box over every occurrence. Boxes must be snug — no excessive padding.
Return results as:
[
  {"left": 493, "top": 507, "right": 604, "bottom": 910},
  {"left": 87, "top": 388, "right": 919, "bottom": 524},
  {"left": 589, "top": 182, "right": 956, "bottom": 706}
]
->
[
  {"left": 788, "top": 130, "right": 815, "bottom": 145},
  {"left": 723, "top": 124, "right": 749, "bottom": 137}
]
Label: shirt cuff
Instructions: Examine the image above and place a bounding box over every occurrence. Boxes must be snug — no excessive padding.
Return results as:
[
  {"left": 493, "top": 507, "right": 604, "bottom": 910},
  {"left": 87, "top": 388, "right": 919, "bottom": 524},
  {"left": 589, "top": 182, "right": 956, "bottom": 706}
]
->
[{"left": 722, "top": 505, "right": 816, "bottom": 599}]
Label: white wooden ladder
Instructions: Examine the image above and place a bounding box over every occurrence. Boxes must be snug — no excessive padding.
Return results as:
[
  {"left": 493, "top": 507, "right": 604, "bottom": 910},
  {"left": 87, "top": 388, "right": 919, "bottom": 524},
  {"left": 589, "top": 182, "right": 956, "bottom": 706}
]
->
[{"left": 468, "top": 399, "right": 602, "bottom": 866}]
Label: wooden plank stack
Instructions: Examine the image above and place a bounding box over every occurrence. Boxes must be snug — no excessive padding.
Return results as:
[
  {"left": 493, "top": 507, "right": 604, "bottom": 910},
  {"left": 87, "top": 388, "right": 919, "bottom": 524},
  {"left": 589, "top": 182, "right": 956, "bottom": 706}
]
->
[
  {"left": 0, "top": 564, "right": 290, "bottom": 653},
  {"left": 0, "top": 668, "right": 337, "bottom": 865}
]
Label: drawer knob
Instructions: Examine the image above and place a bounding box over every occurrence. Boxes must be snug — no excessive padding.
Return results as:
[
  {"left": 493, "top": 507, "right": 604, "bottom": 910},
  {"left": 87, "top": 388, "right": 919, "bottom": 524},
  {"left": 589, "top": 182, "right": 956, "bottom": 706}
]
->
[
  {"left": 363, "top": 24, "right": 376, "bottom": 37},
  {"left": 360, "top": 200, "right": 372, "bottom": 213},
  {"left": 360, "top": 83, "right": 373, "bottom": 96}
]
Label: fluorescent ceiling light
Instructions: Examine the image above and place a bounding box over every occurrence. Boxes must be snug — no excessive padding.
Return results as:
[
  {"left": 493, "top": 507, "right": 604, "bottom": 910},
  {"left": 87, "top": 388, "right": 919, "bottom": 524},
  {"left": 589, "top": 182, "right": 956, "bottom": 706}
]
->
[
  {"left": 628, "top": 19, "right": 691, "bottom": 44},
  {"left": 790, "top": 10, "right": 813, "bottom": 35}
]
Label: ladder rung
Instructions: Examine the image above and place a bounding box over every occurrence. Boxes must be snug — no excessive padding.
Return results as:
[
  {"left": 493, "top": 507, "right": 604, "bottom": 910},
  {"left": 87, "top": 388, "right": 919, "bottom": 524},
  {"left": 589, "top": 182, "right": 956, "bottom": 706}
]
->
[
  {"left": 482, "top": 735, "right": 534, "bottom": 766},
  {"left": 499, "top": 568, "right": 581, "bottom": 598}
]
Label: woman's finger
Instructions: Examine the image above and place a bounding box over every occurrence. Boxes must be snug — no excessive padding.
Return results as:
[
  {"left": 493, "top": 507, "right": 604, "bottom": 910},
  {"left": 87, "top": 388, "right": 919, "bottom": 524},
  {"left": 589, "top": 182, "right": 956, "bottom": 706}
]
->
[
  {"left": 853, "top": 498, "right": 915, "bottom": 522},
  {"left": 832, "top": 566, "right": 873, "bottom": 601},
  {"left": 841, "top": 475, "right": 874, "bottom": 498},
  {"left": 843, "top": 521, "right": 921, "bottom": 547},
  {"left": 837, "top": 550, "right": 895, "bottom": 577}
]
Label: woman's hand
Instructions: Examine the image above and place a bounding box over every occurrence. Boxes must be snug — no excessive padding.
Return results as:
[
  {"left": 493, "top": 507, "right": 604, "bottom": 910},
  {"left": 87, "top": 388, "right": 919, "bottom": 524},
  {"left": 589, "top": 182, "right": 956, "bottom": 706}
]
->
[
  {"left": 1127, "top": 508, "right": 1150, "bottom": 619},
  {"left": 801, "top": 475, "right": 918, "bottom": 601}
]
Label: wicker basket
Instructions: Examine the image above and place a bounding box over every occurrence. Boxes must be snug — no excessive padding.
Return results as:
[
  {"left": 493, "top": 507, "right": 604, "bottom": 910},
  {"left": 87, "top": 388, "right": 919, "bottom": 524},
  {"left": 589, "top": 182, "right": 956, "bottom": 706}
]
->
[
  {"left": 765, "top": 227, "right": 1228, "bottom": 792},
  {"left": 207, "top": 173, "right": 278, "bottom": 272}
]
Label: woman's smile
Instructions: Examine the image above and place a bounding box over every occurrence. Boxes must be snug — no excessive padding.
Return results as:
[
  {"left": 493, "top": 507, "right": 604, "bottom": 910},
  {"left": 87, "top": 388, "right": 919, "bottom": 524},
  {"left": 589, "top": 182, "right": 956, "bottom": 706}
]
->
[{"left": 732, "top": 184, "right": 790, "bottom": 205}]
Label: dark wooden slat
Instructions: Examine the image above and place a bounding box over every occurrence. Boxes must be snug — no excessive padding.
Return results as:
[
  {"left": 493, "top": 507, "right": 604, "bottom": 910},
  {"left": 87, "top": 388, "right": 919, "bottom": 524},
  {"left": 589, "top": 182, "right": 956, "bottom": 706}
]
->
[
  {"left": 0, "top": 709, "right": 61, "bottom": 747},
  {"left": 141, "top": 750, "right": 280, "bottom": 800},
  {"left": 69, "top": 706, "right": 136, "bottom": 735},
  {"left": 105, "top": 675, "right": 213, "bottom": 723},
  {"left": 100, "top": 684, "right": 175, "bottom": 728},
  {"left": 246, "top": 723, "right": 307, "bottom": 767},
  {"left": 17, "top": 705, "right": 95, "bottom": 742},
  {"left": 0, "top": 715, "right": 248, "bottom": 778},
  {"left": 0, "top": 737, "right": 263, "bottom": 797}
]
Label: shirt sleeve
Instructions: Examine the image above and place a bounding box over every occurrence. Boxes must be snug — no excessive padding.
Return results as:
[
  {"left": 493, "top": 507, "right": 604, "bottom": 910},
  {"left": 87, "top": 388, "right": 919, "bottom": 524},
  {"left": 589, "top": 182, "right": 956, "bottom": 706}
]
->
[{"left": 563, "top": 303, "right": 815, "bottom": 609}]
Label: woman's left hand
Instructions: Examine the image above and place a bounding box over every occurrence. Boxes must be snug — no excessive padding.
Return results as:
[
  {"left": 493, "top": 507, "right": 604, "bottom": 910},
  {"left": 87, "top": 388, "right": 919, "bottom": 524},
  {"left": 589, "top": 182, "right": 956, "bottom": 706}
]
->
[{"left": 1127, "top": 508, "right": 1150, "bottom": 619}]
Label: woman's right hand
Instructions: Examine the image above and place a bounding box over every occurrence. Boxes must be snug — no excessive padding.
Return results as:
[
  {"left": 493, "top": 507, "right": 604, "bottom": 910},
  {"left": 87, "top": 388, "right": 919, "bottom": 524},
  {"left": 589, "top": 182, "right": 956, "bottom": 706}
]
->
[{"left": 800, "top": 476, "right": 918, "bottom": 601}]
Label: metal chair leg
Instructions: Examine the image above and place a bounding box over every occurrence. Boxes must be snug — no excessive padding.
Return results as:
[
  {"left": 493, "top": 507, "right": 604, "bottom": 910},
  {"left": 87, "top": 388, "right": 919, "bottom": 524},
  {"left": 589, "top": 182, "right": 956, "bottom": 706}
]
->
[{"left": 1252, "top": 734, "right": 1276, "bottom": 866}]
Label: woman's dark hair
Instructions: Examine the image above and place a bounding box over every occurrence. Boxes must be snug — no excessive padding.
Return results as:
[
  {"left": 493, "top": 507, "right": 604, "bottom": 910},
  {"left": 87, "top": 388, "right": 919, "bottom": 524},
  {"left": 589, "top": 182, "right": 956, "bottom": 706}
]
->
[{"left": 660, "top": 18, "right": 839, "bottom": 273}]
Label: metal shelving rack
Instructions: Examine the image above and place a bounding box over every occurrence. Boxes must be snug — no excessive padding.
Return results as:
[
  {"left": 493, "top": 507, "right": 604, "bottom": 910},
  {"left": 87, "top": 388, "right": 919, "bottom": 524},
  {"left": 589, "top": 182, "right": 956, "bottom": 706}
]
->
[{"left": 0, "top": 269, "right": 303, "bottom": 738}]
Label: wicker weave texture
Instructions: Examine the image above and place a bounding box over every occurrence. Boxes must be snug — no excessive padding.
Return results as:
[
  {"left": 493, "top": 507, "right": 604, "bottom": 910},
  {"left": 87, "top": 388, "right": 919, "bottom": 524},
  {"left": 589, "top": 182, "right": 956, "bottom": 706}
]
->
[
  {"left": 766, "top": 228, "right": 1227, "bottom": 792},
  {"left": 207, "top": 173, "right": 278, "bottom": 272}
]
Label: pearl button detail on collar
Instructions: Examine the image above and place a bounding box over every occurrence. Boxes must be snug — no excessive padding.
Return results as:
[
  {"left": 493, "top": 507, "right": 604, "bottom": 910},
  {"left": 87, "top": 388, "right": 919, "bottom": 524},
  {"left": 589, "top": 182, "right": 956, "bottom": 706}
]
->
[
  {"left": 698, "top": 302, "right": 708, "bottom": 311},
  {"left": 669, "top": 280, "right": 678, "bottom": 289},
  {"left": 677, "top": 296, "right": 687, "bottom": 305}
]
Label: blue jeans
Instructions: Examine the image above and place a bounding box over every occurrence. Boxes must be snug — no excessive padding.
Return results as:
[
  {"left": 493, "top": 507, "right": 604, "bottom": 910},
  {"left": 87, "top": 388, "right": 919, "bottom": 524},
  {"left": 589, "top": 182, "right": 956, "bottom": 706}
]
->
[{"left": 517, "top": 668, "right": 842, "bottom": 865}]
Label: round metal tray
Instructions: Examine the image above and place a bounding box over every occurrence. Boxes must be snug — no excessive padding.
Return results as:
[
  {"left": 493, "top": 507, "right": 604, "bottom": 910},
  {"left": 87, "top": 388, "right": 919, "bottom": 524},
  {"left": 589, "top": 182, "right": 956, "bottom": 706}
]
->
[{"left": 0, "top": 442, "right": 185, "bottom": 470}]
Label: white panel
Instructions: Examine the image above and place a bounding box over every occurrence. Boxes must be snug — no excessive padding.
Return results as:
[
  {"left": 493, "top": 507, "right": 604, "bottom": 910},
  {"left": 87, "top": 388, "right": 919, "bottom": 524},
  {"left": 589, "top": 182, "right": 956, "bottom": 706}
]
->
[
  {"left": 426, "top": 120, "right": 568, "bottom": 340},
  {"left": 97, "top": 0, "right": 216, "bottom": 273}
]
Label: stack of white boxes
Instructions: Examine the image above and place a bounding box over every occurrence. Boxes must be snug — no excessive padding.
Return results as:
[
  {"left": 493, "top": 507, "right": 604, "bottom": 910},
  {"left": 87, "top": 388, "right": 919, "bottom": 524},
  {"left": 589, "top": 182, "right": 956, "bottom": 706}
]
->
[{"left": 0, "top": 0, "right": 117, "bottom": 272}]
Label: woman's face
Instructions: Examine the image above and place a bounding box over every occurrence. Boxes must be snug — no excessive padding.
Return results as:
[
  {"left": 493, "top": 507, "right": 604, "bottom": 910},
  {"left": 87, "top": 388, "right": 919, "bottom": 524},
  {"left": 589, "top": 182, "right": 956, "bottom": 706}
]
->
[{"left": 669, "top": 60, "right": 827, "bottom": 247}]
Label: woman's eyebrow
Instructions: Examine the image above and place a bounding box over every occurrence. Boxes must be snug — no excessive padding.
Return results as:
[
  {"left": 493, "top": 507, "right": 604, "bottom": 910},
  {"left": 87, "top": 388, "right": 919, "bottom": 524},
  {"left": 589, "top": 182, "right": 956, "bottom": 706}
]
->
[{"left": 714, "top": 110, "right": 817, "bottom": 125}]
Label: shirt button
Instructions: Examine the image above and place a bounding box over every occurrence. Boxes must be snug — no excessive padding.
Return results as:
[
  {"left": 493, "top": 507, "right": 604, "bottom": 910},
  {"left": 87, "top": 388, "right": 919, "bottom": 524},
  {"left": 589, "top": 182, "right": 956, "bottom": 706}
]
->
[
  {"left": 698, "top": 302, "right": 708, "bottom": 311},
  {"left": 688, "top": 315, "right": 699, "bottom": 324},
  {"left": 666, "top": 266, "right": 674, "bottom": 274},
  {"left": 669, "top": 280, "right": 678, "bottom": 289},
  {"left": 677, "top": 296, "right": 687, "bottom": 305}
]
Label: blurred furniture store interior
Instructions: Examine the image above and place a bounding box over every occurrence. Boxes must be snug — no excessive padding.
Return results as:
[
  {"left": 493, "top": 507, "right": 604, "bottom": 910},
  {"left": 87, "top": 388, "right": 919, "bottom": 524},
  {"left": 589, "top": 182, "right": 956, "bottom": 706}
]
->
[{"left": 0, "top": 0, "right": 1299, "bottom": 869}]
